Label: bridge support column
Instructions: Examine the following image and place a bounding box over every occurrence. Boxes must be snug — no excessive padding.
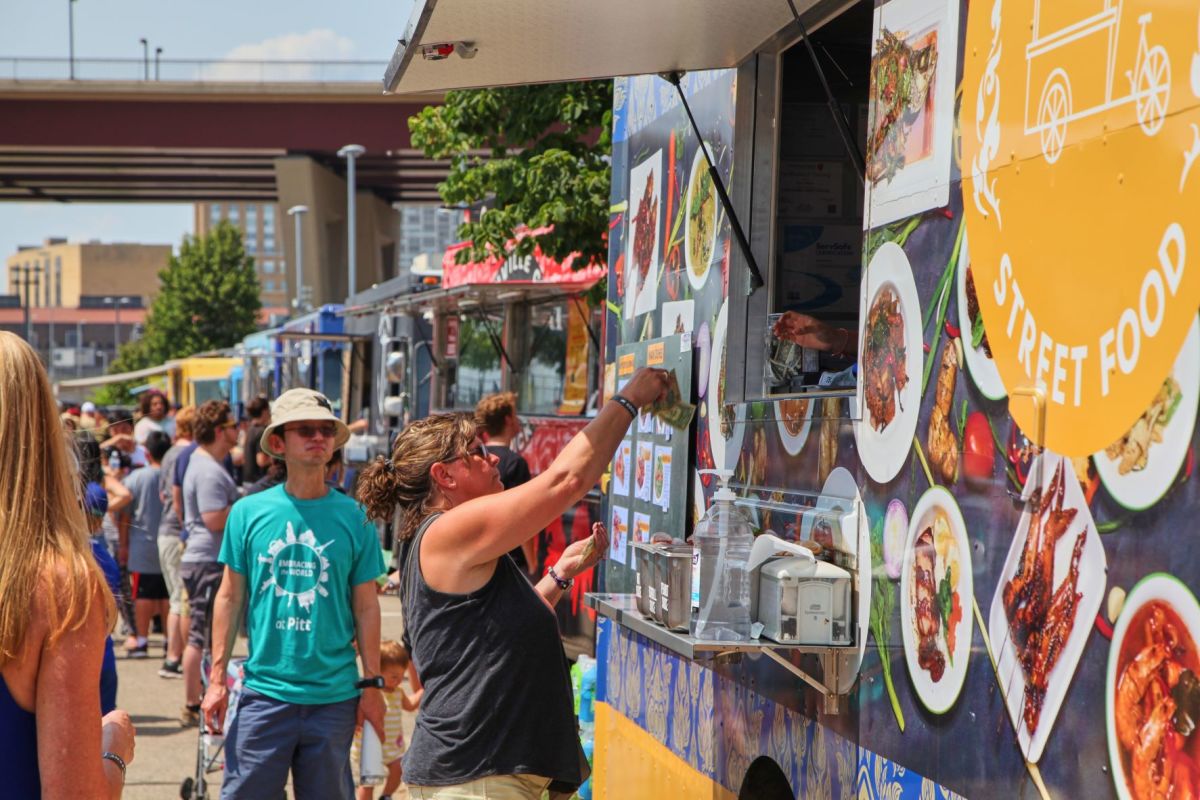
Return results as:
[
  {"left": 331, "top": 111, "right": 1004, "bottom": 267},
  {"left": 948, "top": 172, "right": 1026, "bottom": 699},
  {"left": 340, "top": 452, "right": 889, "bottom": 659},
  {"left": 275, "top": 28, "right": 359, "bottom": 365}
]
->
[{"left": 274, "top": 155, "right": 399, "bottom": 307}]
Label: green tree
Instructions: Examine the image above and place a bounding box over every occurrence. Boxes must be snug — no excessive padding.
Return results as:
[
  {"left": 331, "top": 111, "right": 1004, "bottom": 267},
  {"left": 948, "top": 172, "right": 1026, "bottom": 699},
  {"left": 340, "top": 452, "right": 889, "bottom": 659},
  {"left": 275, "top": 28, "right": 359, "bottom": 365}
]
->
[
  {"left": 409, "top": 82, "right": 613, "bottom": 272},
  {"left": 102, "top": 223, "right": 261, "bottom": 398}
]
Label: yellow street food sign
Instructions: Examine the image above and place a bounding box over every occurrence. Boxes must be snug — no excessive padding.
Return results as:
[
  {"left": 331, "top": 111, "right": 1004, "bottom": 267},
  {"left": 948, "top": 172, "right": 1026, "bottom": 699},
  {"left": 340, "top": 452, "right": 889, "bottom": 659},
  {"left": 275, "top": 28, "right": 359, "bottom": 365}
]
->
[{"left": 961, "top": 0, "right": 1200, "bottom": 456}]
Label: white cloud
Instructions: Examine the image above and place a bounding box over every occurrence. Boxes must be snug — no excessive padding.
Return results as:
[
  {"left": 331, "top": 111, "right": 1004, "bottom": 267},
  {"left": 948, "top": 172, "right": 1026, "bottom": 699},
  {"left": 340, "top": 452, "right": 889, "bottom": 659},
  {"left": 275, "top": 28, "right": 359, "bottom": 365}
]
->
[
  {"left": 223, "top": 29, "right": 357, "bottom": 62},
  {"left": 202, "top": 30, "right": 366, "bottom": 82}
]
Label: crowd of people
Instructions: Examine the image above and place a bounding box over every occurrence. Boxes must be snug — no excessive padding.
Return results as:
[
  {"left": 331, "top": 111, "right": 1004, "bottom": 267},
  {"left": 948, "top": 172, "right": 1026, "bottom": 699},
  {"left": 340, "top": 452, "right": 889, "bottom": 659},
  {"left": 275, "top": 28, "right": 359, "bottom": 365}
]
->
[{"left": 0, "top": 325, "right": 669, "bottom": 799}]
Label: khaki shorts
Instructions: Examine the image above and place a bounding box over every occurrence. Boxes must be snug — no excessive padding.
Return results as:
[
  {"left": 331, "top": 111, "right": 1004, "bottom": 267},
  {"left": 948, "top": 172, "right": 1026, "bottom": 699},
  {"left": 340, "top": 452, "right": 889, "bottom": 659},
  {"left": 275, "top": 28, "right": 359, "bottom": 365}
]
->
[
  {"left": 157, "top": 536, "right": 184, "bottom": 616},
  {"left": 408, "top": 774, "right": 551, "bottom": 800}
]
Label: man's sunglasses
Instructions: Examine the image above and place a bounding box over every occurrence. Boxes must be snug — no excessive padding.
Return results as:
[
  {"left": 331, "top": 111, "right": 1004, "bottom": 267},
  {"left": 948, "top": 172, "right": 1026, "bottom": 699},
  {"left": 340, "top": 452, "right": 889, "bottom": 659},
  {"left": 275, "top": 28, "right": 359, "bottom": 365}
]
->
[
  {"left": 283, "top": 423, "right": 339, "bottom": 439},
  {"left": 443, "top": 443, "right": 490, "bottom": 464}
]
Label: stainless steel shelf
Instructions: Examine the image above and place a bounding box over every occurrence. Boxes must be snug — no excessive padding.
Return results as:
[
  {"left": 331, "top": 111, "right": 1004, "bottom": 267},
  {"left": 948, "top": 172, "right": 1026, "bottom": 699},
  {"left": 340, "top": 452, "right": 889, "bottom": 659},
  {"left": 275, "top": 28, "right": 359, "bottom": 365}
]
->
[
  {"left": 586, "top": 592, "right": 855, "bottom": 713},
  {"left": 586, "top": 592, "right": 855, "bottom": 656}
]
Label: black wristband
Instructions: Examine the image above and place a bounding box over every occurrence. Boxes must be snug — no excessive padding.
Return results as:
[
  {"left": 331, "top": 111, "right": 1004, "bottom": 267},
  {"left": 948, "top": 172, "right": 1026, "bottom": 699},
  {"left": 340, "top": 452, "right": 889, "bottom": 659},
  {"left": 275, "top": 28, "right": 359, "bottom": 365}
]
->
[
  {"left": 611, "top": 395, "right": 638, "bottom": 418},
  {"left": 355, "top": 675, "right": 385, "bottom": 689}
]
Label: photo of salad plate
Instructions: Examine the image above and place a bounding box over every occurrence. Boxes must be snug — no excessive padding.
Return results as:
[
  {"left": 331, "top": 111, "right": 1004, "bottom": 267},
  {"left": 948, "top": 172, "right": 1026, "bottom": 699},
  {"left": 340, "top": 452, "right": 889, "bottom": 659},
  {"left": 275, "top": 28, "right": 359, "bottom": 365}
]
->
[{"left": 955, "top": 230, "right": 1007, "bottom": 400}]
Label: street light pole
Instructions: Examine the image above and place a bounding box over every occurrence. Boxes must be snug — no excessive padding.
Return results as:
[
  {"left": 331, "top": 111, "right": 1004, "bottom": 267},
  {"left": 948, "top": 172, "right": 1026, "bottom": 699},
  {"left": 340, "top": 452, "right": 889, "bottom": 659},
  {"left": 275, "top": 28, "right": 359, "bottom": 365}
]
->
[
  {"left": 139, "top": 37, "right": 148, "bottom": 80},
  {"left": 287, "top": 205, "right": 309, "bottom": 313},
  {"left": 68, "top": 0, "right": 76, "bottom": 80},
  {"left": 337, "top": 144, "right": 365, "bottom": 300},
  {"left": 155, "top": 46, "right": 162, "bottom": 80}
]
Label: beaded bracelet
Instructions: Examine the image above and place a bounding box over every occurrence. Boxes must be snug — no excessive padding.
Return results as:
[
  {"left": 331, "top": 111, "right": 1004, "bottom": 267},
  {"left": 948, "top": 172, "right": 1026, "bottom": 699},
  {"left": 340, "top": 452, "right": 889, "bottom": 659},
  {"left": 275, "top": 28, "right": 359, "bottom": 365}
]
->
[{"left": 102, "top": 751, "right": 127, "bottom": 777}]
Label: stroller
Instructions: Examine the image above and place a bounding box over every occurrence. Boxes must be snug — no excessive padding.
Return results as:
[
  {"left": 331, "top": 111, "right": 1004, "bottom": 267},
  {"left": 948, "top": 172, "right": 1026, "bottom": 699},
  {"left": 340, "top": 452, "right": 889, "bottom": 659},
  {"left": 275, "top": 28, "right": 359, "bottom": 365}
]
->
[{"left": 179, "top": 654, "right": 245, "bottom": 800}]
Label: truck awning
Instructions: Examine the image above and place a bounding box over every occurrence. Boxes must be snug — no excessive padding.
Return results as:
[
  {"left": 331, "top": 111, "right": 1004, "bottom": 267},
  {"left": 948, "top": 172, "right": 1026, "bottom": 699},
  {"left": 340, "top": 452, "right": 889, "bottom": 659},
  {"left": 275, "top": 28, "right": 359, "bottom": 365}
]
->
[
  {"left": 344, "top": 279, "right": 599, "bottom": 317},
  {"left": 384, "top": 0, "right": 845, "bottom": 93},
  {"left": 56, "top": 362, "right": 175, "bottom": 391}
]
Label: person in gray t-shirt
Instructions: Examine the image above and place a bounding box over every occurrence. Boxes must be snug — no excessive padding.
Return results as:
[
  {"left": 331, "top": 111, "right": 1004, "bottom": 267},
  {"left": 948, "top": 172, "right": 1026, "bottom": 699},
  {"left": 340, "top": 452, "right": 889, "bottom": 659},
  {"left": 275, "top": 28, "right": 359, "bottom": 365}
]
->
[
  {"left": 157, "top": 406, "right": 195, "bottom": 677},
  {"left": 179, "top": 400, "right": 241, "bottom": 726},
  {"left": 119, "top": 431, "right": 172, "bottom": 658}
]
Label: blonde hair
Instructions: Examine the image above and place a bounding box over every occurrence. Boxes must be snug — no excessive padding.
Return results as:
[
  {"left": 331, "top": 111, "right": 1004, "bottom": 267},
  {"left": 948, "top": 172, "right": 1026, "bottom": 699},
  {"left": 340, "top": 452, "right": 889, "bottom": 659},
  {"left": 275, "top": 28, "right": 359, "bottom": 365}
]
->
[
  {"left": 355, "top": 413, "right": 479, "bottom": 539},
  {"left": 380, "top": 639, "right": 410, "bottom": 669},
  {"left": 474, "top": 392, "right": 517, "bottom": 437},
  {"left": 0, "top": 332, "right": 113, "bottom": 667},
  {"left": 174, "top": 405, "right": 197, "bottom": 439}
]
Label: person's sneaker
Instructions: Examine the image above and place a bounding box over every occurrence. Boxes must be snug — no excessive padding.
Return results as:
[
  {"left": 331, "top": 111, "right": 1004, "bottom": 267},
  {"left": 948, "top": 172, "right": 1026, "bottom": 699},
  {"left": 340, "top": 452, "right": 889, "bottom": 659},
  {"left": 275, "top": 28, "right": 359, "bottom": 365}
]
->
[
  {"left": 127, "top": 644, "right": 149, "bottom": 659},
  {"left": 180, "top": 706, "right": 200, "bottom": 728},
  {"left": 159, "top": 660, "right": 183, "bottom": 679}
]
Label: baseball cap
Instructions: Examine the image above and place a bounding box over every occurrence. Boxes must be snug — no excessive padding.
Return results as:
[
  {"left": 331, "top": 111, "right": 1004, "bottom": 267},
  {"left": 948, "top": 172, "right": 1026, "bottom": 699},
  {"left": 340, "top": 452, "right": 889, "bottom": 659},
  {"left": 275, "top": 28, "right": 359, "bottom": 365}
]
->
[
  {"left": 81, "top": 401, "right": 97, "bottom": 413},
  {"left": 260, "top": 388, "right": 350, "bottom": 458},
  {"left": 84, "top": 481, "right": 108, "bottom": 516}
]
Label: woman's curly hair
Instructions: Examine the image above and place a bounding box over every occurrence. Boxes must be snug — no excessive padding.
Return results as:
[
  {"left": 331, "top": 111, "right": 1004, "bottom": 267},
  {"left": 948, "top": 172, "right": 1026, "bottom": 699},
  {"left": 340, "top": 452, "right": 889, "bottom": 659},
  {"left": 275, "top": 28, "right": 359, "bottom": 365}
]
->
[{"left": 355, "top": 413, "right": 480, "bottom": 540}]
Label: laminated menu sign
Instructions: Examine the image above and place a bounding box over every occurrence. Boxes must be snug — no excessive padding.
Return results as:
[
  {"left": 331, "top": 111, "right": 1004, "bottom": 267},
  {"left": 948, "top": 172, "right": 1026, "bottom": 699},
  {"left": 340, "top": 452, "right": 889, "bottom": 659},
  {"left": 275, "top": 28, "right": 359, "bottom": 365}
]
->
[{"left": 609, "top": 334, "right": 694, "bottom": 548}]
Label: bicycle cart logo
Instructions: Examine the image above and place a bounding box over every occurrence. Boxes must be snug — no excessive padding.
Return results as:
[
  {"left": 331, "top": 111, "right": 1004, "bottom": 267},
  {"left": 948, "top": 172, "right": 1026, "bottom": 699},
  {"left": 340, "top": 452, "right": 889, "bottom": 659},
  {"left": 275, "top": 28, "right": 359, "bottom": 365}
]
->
[
  {"left": 257, "top": 521, "right": 333, "bottom": 613},
  {"left": 1026, "top": 1, "right": 1171, "bottom": 163},
  {"left": 961, "top": 0, "right": 1200, "bottom": 457}
]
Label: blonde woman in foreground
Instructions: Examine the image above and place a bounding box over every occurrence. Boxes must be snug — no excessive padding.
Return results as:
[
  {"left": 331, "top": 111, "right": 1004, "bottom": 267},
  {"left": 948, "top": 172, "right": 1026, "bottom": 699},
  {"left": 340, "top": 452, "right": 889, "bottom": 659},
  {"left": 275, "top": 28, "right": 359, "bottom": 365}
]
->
[{"left": 0, "top": 331, "right": 136, "bottom": 798}]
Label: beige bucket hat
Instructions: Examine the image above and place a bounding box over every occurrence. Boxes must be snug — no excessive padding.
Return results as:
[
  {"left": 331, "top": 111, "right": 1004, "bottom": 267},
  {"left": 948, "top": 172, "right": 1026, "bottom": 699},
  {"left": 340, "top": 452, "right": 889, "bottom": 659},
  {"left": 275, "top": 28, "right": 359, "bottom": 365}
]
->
[{"left": 260, "top": 388, "right": 350, "bottom": 458}]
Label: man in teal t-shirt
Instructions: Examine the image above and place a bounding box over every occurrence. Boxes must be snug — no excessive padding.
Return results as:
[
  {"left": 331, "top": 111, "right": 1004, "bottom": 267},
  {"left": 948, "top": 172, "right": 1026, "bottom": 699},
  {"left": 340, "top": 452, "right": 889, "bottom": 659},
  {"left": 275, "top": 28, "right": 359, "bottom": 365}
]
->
[{"left": 201, "top": 389, "right": 386, "bottom": 800}]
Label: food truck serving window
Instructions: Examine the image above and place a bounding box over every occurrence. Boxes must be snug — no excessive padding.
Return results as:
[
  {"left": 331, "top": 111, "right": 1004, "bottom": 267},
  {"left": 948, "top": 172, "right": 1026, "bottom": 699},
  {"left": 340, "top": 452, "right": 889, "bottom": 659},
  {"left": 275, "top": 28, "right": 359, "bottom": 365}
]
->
[
  {"left": 518, "top": 301, "right": 568, "bottom": 416},
  {"left": 744, "top": 4, "right": 871, "bottom": 403},
  {"left": 446, "top": 311, "right": 503, "bottom": 410}
]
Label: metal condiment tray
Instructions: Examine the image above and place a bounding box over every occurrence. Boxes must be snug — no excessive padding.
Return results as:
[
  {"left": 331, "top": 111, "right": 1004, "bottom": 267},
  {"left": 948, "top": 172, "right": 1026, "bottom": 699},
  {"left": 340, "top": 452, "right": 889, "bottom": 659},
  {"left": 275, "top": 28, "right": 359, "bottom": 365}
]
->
[{"left": 586, "top": 592, "right": 856, "bottom": 713}]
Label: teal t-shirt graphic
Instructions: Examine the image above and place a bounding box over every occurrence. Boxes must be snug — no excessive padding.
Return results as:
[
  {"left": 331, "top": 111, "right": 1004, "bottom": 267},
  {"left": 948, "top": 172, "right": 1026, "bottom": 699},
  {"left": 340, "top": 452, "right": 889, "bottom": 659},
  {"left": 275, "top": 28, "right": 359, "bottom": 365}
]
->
[{"left": 220, "top": 485, "right": 386, "bottom": 705}]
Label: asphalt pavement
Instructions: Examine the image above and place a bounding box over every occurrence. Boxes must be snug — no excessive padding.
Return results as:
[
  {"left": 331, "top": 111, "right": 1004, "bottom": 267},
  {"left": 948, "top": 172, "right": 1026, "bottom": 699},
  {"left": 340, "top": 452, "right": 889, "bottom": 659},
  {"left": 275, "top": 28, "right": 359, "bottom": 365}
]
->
[{"left": 115, "top": 592, "right": 413, "bottom": 800}]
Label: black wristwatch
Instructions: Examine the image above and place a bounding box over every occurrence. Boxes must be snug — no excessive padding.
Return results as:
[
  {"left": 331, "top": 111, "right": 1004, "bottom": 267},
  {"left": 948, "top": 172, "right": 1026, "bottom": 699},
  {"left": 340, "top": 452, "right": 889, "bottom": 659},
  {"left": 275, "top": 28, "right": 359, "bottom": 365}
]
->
[{"left": 355, "top": 675, "right": 385, "bottom": 689}]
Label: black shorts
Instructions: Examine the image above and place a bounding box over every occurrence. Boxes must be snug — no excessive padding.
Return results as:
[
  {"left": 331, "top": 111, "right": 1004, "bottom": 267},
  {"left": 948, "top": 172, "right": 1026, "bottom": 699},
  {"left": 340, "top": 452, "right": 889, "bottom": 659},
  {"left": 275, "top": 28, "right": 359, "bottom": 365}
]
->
[
  {"left": 132, "top": 572, "right": 169, "bottom": 601},
  {"left": 180, "top": 562, "right": 224, "bottom": 650}
]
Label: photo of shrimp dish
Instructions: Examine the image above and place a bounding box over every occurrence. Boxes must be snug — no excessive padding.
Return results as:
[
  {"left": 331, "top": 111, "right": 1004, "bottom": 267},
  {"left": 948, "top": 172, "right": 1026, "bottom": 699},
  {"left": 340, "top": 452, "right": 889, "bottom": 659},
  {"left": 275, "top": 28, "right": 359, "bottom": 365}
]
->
[
  {"left": 1114, "top": 601, "right": 1200, "bottom": 799},
  {"left": 864, "top": 285, "right": 909, "bottom": 432}
]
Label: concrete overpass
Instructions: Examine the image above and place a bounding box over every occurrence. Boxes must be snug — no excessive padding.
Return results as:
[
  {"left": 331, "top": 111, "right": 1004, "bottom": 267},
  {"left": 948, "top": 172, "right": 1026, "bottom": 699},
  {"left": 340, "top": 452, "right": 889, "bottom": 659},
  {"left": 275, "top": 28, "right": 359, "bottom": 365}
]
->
[{"left": 0, "top": 69, "right": 460, "bottom": 301}]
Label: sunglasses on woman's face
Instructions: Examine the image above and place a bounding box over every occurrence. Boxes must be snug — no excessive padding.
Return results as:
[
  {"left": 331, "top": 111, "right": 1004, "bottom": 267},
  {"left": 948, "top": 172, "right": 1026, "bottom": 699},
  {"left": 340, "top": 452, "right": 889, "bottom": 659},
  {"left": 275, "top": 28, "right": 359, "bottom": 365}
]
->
[
  {"left": 443, "top": 443, "right": 490, "bottom": 464},
  {"left": 284, "top": 423, "right": 338, "bottom": 440}
]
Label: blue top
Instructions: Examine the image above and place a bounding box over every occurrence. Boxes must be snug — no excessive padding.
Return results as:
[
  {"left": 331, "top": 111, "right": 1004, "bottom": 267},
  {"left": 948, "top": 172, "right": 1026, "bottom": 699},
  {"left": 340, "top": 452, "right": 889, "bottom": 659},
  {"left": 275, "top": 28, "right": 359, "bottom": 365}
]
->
[
  {"left": 0, "top": 673, "right": 40, "bottom": 797},
  {"left": 219, "top": 485, "right": 385, "bottom": 705}
]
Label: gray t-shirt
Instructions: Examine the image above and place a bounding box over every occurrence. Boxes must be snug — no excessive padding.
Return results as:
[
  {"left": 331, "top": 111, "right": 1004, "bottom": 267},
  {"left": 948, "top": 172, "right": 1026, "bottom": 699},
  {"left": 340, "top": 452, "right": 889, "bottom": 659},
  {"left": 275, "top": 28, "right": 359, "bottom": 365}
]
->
[
  {"left": 181, "top": 450, "right": 238, "bottom": 564},
  {"left": 158, "top": 443, "right": 187, "bottom": 540},
  {"left": 122, "top": 466, "right": 163, "bottom": 574}
]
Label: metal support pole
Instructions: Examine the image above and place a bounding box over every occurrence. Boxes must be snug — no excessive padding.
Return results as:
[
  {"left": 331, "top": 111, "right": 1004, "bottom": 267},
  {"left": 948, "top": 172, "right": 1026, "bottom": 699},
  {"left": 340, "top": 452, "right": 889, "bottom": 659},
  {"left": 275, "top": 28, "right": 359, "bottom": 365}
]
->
[
  {"left": 338, "top": 144, "right": 365, "bottom": 300},
  {"left": 287, "top": 205, "right": 309, "bottom": 312},
  {"left": 139, "top": 38, "right": 148, "bottom": 80},
  {"left": 155, "top": 47, "right": 162, "bottom": 80},
  {"left": 68, "top": 0, "right": 76, "bottom": 80}
]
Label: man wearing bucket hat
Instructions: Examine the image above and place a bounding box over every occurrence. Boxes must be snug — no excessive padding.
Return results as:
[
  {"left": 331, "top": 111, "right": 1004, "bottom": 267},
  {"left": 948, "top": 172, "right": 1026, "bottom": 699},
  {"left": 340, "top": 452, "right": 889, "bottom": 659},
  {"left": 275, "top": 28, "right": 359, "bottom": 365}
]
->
[{"left": 202, "top": 388, "right": 386, "bottom": 799}]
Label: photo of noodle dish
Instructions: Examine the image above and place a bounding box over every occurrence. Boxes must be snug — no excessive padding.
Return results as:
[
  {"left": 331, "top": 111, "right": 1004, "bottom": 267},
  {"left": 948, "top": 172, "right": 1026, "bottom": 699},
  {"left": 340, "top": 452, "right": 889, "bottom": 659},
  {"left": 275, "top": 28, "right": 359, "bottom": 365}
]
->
[
  {"left": 988, "top": 452, "right": 1107, "bottom": 763},
  {"left": 901, "top": 486, "right": 972, "bottom": 713},
  {"left": 685, "top": 145, "right": 718, "bottom": 289},
  {"left": 1106, "top": 574, "right": 1200, "bottom": 800},
  {"left": 854, "top": 242, "right": 922, "bottom": 484},
  {"left": 1093, "top": 314, "right": 1200, "bottom": 512}
]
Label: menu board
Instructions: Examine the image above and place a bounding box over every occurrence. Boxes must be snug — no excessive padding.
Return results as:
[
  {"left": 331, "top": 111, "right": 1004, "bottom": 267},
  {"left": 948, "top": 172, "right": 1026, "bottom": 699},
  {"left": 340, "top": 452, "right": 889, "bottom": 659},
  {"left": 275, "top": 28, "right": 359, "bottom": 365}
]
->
[{"left": 606, "top": 334, "right": 693, "bottom": 577}]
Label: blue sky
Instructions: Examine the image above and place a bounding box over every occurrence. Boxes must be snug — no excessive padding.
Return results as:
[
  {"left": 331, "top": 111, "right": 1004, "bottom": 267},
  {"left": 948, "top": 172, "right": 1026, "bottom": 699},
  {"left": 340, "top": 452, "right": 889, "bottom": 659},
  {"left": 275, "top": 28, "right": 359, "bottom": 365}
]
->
[{"left": 0, "top": 0, "right": 417, "bottom": 280}]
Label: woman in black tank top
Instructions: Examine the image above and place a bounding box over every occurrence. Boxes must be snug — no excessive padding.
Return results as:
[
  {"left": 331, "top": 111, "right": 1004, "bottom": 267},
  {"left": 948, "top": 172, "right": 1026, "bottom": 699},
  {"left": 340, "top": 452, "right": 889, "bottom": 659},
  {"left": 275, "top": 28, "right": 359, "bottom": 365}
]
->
[{"left": 356, "top": 367, "right": 669, "bottom": 799}]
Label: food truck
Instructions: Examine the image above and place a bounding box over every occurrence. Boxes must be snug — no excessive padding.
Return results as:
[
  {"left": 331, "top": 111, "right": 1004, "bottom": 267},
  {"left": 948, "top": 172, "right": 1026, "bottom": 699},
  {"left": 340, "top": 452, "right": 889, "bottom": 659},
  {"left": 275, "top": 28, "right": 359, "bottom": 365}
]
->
[
  {"left": 383, "top": 0, "right": 1200, "bottom": 797},
  {"left": 341, "top": 233, "right": 607, "bottom": 656}
]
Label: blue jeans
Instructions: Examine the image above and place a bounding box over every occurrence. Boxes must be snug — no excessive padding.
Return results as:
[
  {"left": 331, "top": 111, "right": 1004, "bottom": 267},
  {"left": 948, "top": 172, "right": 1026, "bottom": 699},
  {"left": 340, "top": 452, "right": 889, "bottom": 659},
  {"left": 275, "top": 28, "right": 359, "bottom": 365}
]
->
[{"left": 221, "top": 687, "right": 358, "bottom": 800}]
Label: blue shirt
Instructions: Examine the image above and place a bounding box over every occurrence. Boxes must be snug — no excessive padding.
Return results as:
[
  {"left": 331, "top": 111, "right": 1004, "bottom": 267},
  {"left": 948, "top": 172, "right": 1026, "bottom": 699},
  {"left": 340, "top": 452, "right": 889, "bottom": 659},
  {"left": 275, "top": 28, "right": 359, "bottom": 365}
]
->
[{"left": 219, "top": 485, "right": 385, "bottom": 705}]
